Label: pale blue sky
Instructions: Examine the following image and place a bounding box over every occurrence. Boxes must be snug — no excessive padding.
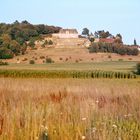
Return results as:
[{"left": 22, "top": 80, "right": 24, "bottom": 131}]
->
[{"left": 0, "top": 0, "right": 139, "bottom": 44}]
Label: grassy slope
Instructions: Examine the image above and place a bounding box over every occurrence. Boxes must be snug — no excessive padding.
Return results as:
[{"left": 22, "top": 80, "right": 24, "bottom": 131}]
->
[{"left": 5, "top": 47, "right": 140, "bottom": 64}]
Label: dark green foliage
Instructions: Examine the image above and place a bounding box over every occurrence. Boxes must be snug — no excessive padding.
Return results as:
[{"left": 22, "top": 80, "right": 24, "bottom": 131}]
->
[
  {"left": 94, "top": 30, "right": 112, "bottom": 38},
  {"left": 0, "top": 21, "right": 61, "bottom": 59},
  {"left": 89, "top": 42, "right": 139, "bottom": 56},
  {"left": 42, "top": 40, "right": 53, "bottom": 47},
  {"left": 82, "top": 28, "right": 89, "bottom": 36},
  {"left": 48, "top": 40, "right": 53, "bottom": 45},
  {"left": 40, "top": 56, "right": 45, "bottom": 59},
  {"left": 41, "top": 40, "right": 48, "bottom": 47},
  {"left": 136, "top": 63, "right": 140, "bottom": 75},
  {"left": 0, "top": 47, "right": 14, "bottom": 59},
  {"left": 46, "top": 58, "right": 54, "bottom": 63},
  {"left": 28, "top": 39, "right": 35, "bottom": 48},
  {"left": 134, "top": 39, "right": 137, "bottom": 46},
  {"left": 29, "top": 60, "right": 35, "bottom": 64}
]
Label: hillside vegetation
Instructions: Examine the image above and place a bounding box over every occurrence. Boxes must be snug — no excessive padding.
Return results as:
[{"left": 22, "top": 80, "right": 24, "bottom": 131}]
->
[{"left": 0, "top": 20, "right": 61, "bottom": 59}]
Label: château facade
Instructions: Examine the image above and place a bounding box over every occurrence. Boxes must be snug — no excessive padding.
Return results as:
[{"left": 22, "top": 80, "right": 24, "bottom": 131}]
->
[{"left": 53, "top": 29, "right": 79, "bottom": 39}]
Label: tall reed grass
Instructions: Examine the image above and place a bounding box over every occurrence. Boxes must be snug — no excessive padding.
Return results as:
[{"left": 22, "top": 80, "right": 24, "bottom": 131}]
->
[{"left": 0, "top": 78, "right": 140, "bottom": 140}]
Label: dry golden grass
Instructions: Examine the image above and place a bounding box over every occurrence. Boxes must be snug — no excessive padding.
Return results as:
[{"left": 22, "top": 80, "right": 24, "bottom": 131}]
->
[
  {"left": 0, "top": 78, "right": 140, "bottom": 140},
  {"left": 5, "top": 48, "right": 140, "bottom": 64}
]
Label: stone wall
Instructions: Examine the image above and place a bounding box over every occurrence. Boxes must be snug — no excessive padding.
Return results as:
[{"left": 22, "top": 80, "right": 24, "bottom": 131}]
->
[{"left": 53, "top": 33, "right": 79, "bottom": 39}]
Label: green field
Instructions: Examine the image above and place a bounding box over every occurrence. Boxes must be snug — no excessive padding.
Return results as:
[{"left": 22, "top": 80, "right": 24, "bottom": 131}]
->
[
  {"left": 0, "top": 61, "right": 137, "bottom": 72},
  {"left": 0, "top": 61, "right": 138, "bottom": 79}
]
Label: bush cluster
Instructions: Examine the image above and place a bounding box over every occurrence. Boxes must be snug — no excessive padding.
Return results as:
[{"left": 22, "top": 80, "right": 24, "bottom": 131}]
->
[
  {"left": 29, "top": 60, "right": 35, "bottom": 64},
  {"left": 46, "top": 58, "right": 54, "bottom": 63},
  {"left": 136, "top": 63, "right": 140, "bottom": 75},
  {"left": 89, "top": 42, "right": 139, "bottom": 56},
  {"left": 0, "top": 61, "right": 8, "bottom": 65}
]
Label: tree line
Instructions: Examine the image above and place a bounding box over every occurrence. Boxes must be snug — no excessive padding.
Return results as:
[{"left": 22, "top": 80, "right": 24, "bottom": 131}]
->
[
  {"left": 89, "top": 42, "right": 139, "bottom": 56},
  {"left": 0, "top": 20, "right": 61, "bottom": 59},
  {"left": 82, "top": 28, "right": 139, "bottom": 56}
]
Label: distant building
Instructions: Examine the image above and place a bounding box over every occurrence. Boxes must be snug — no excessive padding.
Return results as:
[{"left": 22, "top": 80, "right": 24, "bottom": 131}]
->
[{"left": 53, "top": 29, "right": 79, "bottom": 38}]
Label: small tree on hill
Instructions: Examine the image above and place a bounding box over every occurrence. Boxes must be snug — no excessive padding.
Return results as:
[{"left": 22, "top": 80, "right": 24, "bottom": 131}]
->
[
  {"left": 82, "top": 28, "right": 89, "bottom": 36},
  {"left": 134, "top": 38, "right": 137, "bottom": 46},
  {"left": 136, "top": 62, "right": 140, "bottom": 74}
]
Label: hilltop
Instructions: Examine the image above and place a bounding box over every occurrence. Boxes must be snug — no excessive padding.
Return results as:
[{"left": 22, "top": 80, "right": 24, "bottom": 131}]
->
[{"left": 0, "top": 21, "right": 139, "bottom": 65}]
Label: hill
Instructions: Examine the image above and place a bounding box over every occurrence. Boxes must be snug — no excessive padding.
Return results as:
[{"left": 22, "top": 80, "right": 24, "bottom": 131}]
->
[{"left": 6, "top": 46, "right": 140, "bottom": 65}]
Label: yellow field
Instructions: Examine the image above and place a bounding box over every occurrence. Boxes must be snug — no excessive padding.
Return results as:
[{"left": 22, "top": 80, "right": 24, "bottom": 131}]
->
[{"left": 0, "top": 78, "right": 140, "bottom": 140}]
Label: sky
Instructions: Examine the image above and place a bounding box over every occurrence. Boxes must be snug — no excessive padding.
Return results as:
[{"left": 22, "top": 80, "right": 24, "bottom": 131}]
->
[{"left": 0, "top": 0, "right": 139, "bottom": 45}]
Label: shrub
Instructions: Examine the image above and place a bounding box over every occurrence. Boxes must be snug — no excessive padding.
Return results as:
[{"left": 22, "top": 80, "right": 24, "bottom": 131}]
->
[
  {"left": 65, "top": 58, "right": 69, "bottom": 61},
  {"left": 28, "top": 40, "right": 35, "bottom": 48},
  {"left": 0, "top": 48, "right": 14, "bottom": 59},
  {"left": 108, "top": 55, "right": 112, "bottom": 59},
  {"left": 48, "top": 40, "right": 53, "bottom": 45},
  {"left": 0, "top": 61, "right": 8, "bottom": 65},
  {"left": 46, "top": 58, "right": 54, "bottom": 63},
  {"left": 22, "top": 58, "right": 28, "bottom": 61},
  {"left": 128, "top": 58, "right": 132, "bottom": 61},
  {"left": 136, "top": 63, "right": 140, "bottom": 75},
  {"left": 40, "top": 56, "right": 45, "bottom": 59},
  {"left": 41, "top": 40, "right": 48, "bottom": 47},
  {"left": 118, "top": 59, "right": 123, "bottom": 61},
  {"left": 29, "top": 60, "right": 35, "bottom": 64},
  {"left": 75, "top": 60, "right": 79, "bottom": 63}
]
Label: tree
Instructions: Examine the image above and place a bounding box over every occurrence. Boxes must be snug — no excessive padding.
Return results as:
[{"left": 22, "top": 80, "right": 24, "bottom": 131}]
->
[
  {"left": 0, "top": 47, "right": 14, "bottom": 59},
  {"left": 21, "top": 20, "right": 30, "bottom": 24},
  {"left": 94, "top": 30, "right": 112, "bottom": 38},
  {"left": 116, "top": 34, "right": 122, "bottom": 40},
  {"left": 0, "top": 20, "right": 61, "bottom": 58},
  {"left": 13, "top": 20, "right": 20, "bottom": 25},
  {"left": 82, "top": 28, "right": 89, "bottom": 36},
  {"left": 9, "top": 40, "right": 21, "bottom": 55},
  {"left": 114, "top": 34, "right": 123, "bottom": 44},
  {"left": 28, "top": 39, "right": 35, "bottom": 48},
  {"left": 134, "top": 38, "right": 137, "bottom": 46},
  {"left": 0, "top": 38, "right": 3, "bottom": 45},
  {"left": 136, "top": 62, "right": 140, "bottom": 75},
  {"left": 21, "top": 43, "right": 27, "bottom": 55},
  {"left": 48, "top": 40, "right": 53, "bottom": 45}
]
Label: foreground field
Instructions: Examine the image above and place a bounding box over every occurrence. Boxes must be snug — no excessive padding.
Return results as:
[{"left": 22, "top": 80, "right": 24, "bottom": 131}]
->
[{"left": 0, "top": 78, "right": 140, "bottom": 140}]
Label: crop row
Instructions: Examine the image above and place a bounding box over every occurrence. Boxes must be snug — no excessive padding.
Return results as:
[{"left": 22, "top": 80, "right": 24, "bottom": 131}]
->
[{"left": 0, "top": 70, "right": 138, "bottom": 79}]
